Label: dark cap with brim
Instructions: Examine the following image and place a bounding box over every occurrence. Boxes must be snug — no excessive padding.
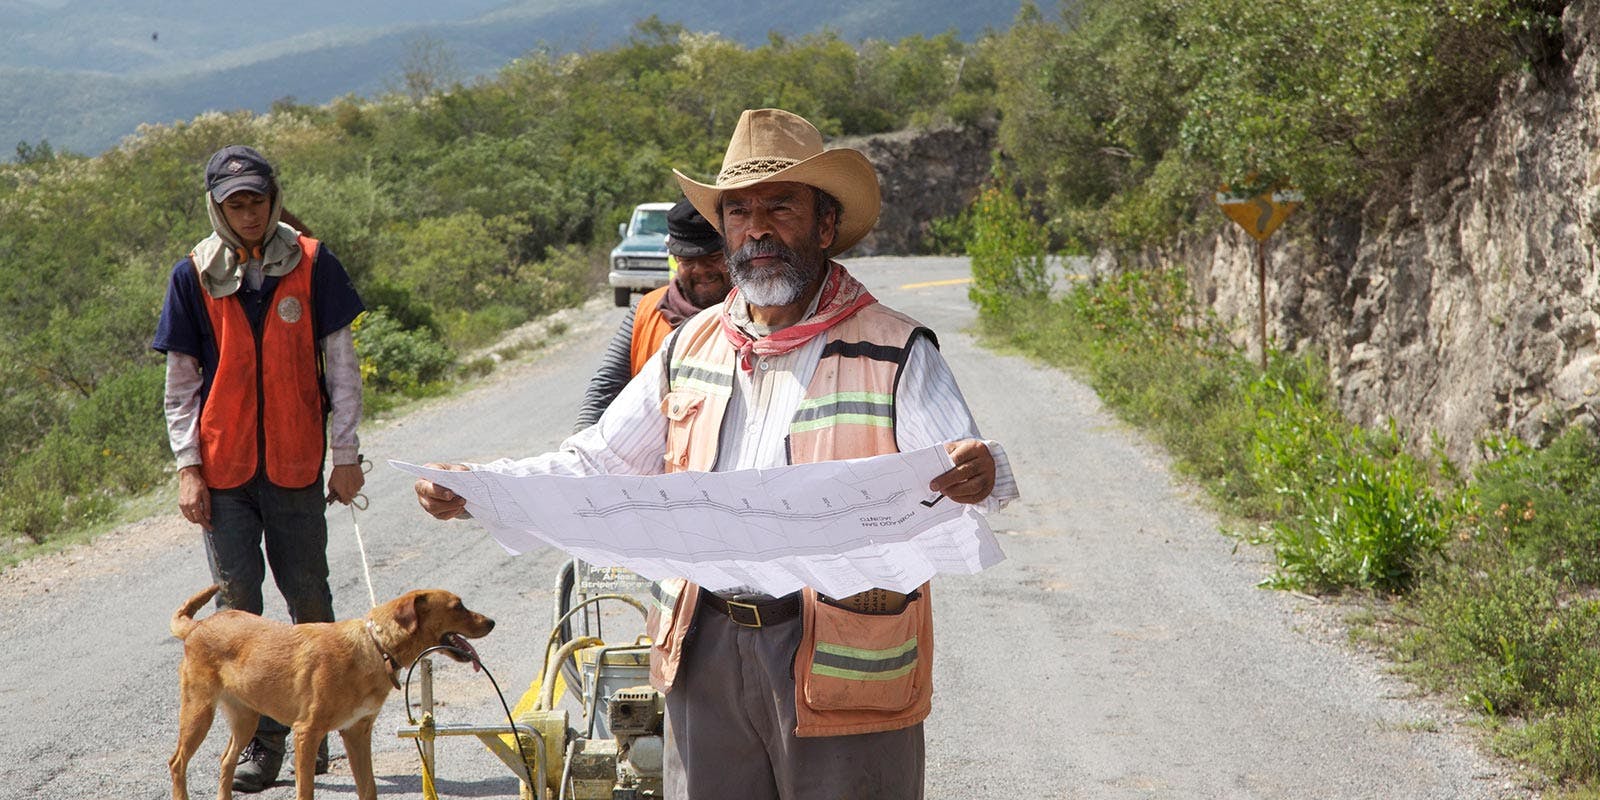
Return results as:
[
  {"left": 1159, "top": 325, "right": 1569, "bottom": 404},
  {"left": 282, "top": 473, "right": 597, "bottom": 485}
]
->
[
  {"left": 665, "top": 196, "right": 722, "bottom": 258},
  {"left": 205, "top": 145, "right": 275, "bottom": 202}
]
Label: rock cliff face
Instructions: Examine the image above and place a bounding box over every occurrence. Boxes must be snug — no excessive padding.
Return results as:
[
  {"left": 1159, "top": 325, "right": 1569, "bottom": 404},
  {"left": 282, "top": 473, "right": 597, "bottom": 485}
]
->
[
  {"left": 834, "top": 123, "right": 995, "bottom": 256},
  {"left": 1154, "top": 0, "right": 1600, "bottom": 463}
]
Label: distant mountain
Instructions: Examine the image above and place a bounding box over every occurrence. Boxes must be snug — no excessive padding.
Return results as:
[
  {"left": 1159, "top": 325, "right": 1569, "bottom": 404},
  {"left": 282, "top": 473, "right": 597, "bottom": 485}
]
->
[
  {"left": 0, "top": 0, "right": 512, "bottom": 74},
  {"left": 2, "top": 0, "right": 1026, "bottom": 157}
]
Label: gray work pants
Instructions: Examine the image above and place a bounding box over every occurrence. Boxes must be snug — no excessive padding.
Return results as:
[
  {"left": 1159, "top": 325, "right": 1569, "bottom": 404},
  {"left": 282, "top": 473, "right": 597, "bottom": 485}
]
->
[{"left": 663, "top": 604, "right": 924, "bottom": 800}]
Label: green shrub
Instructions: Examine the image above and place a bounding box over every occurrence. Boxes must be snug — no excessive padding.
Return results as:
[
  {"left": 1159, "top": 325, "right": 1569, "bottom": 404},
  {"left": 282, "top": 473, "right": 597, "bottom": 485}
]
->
[
  {"left": 441, "top": 304, "right": 531, "bottom": 352},
  {"left": 1436, "top": 564, "right": 1561, "bottom": 715},
  {"left": 0, "top": 364, "right": 165, "bottom": 543},
  {"left": 0, "top": 430, "right": 108, "bottom": 541},
  {"left": 518, "top": 243, "right": 604, "bottom": 318},
  {"left": 989, "top": 0, "right": 1534, "bottom": 249},
  {"left": 65, "top": 363, "right": 168, "bottom": 492},
  {"left": 1471, "top": 428, "right": 1600, "bottom": 584},
  {"left": 967, "top": 186, "right": 1050, "bottom": 316},
  {"left": 391, "top": 211, "right": 534, "bottom": 313},
  {"left": 279, "top": 167, "right": 398, "bottom": 284},
  {"left": 1041, "top": 268, "right": 1270, "bottom": 503},
  {"left": 1247, "top": 363, "right": 1453, "bottom": 592},
  {"left": 457, "top": 355, "right": 498, "bottom": 380},
  {"left": 353, "top": 309, "right": 453, "bottom": 393},
  {"left": 925, "top": 207, "right": 975, "bottom": 255},
  {"left": 1404, "top": 551, "right": 1600, "bottom": 718},
  {"left": 359, "top": 282, "right": 441, "bottom": 337},
  {"left": 0, "top": 360, "right": 65, "bottom": 465},
  {"left": 1379, "top": 425, "right": 1600, "bottom": 785},
  {"left": 1506, "top": 664, "right": 1600, "bottom": 783}
]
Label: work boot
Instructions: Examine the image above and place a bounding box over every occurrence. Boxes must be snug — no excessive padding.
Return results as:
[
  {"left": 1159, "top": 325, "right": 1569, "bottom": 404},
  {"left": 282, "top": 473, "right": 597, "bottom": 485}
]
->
[{"left": 232, "top": 737, "right": 284, "bottom": 793}]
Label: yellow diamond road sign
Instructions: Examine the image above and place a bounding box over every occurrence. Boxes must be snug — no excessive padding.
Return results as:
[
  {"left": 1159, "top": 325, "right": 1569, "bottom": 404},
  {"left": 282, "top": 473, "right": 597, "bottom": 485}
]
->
[{"left": 1215, "top": 188, "right": 1303, "bottom": 241}]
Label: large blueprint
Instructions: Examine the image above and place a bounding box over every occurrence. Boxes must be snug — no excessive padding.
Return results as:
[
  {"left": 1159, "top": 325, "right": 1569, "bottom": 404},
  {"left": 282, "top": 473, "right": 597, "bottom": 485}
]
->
[{"left": 391, "top": 445, "right": 1004, "bottom": 597}]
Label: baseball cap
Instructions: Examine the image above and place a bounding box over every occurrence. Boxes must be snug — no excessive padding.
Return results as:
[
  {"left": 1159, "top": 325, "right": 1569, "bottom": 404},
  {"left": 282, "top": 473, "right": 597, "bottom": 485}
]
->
[
  {"left": 204, "top": 145, "right": 274, "bottom": 202},
  {"left": 665, "top": 196, "right": 723, "bottom": 258}
]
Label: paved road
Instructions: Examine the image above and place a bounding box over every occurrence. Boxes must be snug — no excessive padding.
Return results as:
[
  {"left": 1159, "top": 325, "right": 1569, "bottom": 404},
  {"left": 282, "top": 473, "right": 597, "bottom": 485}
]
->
[{"left": 0, "top": 257, "right": 1528, "bottom": 799}]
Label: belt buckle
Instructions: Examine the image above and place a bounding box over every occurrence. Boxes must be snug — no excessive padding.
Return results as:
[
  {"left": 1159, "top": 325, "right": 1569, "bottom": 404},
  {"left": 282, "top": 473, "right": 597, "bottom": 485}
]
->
[{"left": 726, "top": 600, "right": 763, "bottom": 628}]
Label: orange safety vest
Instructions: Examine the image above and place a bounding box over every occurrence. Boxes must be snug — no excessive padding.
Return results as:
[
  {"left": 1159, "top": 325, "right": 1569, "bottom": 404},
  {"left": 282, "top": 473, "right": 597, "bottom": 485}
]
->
[
  {"left": 629, "top": 285, "right": 676, "bottom": 375},
  {"left": 196, "top": 236, "right": 326, "bottom": 490},
  {"left": 646, "top": 302, "right": 940, "bottom": 737}
]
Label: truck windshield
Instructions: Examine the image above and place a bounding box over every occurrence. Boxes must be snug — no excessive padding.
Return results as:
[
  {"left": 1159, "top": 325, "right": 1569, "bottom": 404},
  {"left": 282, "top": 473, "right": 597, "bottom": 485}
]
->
[{"left": 631, "top": 208, "right": 669, "bottom": 237}]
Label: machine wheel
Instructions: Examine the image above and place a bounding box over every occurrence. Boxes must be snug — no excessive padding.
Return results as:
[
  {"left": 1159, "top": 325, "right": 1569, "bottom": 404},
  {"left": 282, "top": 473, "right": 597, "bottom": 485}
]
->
[
  {"left": 613, "top": 287, "right": 632, "bottom": 307},
  {"left": 554, "top": 559, "right": 577, "bottom": 647}
]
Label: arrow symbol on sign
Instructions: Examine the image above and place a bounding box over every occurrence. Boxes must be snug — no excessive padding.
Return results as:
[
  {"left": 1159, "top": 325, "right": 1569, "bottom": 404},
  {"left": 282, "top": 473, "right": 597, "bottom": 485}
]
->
[{"left": 1252, "top": 197, "right": 1273, "bottom": 236}]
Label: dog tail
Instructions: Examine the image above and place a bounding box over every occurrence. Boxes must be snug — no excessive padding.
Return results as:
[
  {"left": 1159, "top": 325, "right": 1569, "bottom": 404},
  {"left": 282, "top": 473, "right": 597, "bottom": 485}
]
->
[{"left": 171, "top": 585, "right": 220, "bottom": 640}]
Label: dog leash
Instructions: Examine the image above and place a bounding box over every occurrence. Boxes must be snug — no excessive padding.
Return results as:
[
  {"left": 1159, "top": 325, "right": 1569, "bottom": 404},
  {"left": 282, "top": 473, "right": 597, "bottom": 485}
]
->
[
  {"left": 343, "top": 460, "right": 443, "bottom": 799},
  {"left": 342, "top": 455, "right": 379, "bottom": 609}
]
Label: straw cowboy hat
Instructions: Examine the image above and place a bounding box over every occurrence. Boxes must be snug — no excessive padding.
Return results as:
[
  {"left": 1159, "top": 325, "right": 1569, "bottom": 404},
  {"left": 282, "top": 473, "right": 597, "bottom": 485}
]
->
[{"left": 674, "top": 108, "right": 881, "bottom": 256}]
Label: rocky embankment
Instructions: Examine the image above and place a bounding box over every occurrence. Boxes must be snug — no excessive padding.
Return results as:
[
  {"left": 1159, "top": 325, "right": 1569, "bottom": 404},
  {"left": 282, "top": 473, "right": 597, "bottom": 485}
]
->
[
  {"left": 1154, "top": 0, "right": 1600, "bottom": 462},
  {"left": 838, "top": 123, "right": 995, "bottom": 256}
]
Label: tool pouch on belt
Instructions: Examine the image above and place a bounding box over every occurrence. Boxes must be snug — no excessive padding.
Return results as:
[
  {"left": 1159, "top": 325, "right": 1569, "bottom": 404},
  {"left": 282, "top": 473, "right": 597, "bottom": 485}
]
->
[
  {"left": 793, "top": 584, "right": 934, "bottom": 737},
  {"left": 647, "top": 578, "right": 698, "bottom": 694}
]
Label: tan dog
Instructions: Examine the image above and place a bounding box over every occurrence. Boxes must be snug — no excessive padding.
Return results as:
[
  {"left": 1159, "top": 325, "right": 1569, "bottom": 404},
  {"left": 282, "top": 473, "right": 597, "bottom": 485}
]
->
[{"left": 168, "top": 585, "right": 495, "bottom": 800}]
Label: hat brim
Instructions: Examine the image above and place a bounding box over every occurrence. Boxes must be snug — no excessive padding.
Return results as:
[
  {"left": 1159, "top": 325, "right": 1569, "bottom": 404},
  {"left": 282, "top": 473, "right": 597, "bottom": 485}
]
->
[
  {"left": 667, "top": 236, "right": 720, "bottom": 258},
  {"left": 210, "top": 174, "right": 272, "bottom": 202},
  {"left": 673, "top": 148, "right": 880, "bottom": 257}
]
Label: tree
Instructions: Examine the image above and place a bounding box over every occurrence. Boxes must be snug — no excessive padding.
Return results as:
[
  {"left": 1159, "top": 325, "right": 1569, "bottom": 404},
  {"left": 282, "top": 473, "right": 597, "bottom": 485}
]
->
[
  {"left": 399, "top": 35, "right": 461, "bottom": 102},
  {"left": 14, "top": 139, "right": 55, "bottom": 164}
]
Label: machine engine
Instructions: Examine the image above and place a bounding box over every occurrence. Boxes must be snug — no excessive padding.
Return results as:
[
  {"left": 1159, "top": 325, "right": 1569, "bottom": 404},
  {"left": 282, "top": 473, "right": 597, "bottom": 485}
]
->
[{"left": 566, "top": 684, "right": 665, "bottom": 799}]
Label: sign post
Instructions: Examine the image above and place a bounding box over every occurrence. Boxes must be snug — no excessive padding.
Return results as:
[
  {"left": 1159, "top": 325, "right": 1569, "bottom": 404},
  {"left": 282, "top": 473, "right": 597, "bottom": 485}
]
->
[{"left": 1214, "top": 187, "right": 1302, "bottom": 369}]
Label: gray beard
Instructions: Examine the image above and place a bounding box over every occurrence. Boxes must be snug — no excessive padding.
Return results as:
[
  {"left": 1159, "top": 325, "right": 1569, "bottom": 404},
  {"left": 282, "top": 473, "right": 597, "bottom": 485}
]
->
[
  {"left": 734, "top": 266, "right": 811, "bottom": 306},
  {"left": 729, "top": 240, "right": 823, "bottom": 307}
]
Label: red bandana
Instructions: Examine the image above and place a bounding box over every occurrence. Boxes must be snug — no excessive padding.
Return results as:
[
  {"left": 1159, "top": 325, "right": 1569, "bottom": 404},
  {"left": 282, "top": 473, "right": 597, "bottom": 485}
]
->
[{"left": 717, "top": 262, "right": 876, "bottom": 371}]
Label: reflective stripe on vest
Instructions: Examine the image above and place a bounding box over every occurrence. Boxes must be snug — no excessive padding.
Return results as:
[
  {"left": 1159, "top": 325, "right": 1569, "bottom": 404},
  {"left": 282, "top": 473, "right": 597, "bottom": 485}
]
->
[
  {"left": 811, "top": 636, "right": 920, "bottom": 681},
  {"left": 196, "top": 236, "right": 325, "bottom": 490},
  {"left": 791, "top": 391, "right": 896, "bottom": 432},
  {"left": 649, "top": 578, "right": 680, "bottom": 615}
]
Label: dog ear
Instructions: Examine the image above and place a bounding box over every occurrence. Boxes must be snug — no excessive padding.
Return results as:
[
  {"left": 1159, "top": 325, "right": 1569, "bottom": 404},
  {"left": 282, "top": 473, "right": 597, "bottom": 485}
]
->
[{"left": 393, "top": 592, "right": 421, "bottom": 633}]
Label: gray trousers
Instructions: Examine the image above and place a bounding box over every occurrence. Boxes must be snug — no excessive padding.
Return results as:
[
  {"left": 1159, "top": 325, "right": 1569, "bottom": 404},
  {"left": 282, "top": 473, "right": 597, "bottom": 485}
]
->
[{"left": 663, "top": 604, "right": 924, "bottom": 800}]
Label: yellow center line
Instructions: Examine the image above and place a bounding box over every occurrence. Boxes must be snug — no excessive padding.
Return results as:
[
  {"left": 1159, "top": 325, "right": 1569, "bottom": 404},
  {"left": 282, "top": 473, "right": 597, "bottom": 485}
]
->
[{"left": 900, "top": 277, "right": 972, "bottom": 290}]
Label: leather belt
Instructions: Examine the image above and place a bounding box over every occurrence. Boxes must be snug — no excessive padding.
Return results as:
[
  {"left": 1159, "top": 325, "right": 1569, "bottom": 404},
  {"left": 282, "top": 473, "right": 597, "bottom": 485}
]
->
[{"left": 701, "top": 591, "right": 800, "bottom": 628}]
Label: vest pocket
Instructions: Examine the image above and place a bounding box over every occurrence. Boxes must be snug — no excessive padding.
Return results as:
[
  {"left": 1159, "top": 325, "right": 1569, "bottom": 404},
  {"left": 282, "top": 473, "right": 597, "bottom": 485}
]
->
[
  {"left": 661, "top": 390, "right": 706, "bottom": 471},
  {"left": 800, "top": 591, "right": 924, "bottom": 713},
  {"left": 647, "top": 579, "right": 686, "bottom": 691}
]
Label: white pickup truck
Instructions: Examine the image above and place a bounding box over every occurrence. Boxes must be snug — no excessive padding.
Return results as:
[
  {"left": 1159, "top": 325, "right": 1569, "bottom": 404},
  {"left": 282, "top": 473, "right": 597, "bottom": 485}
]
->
[{"left": 607, "top": 202, "right": 673, "bottom": 306}]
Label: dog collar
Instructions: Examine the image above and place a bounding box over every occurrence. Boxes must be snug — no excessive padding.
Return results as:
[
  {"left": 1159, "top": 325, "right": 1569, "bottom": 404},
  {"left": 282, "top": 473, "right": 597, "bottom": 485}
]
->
[{"left": 365, "top": 619, "right": 403, "bottom": 690}]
